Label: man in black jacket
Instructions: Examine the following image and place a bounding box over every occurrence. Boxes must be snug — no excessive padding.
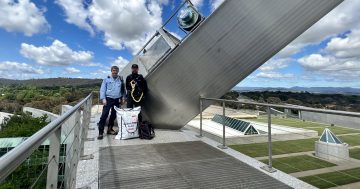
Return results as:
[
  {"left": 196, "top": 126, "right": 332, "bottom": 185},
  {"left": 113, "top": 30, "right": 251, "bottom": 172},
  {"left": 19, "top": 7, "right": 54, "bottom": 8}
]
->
[{"left": 126, "top": 64, "right": 148, "bottom": 108}]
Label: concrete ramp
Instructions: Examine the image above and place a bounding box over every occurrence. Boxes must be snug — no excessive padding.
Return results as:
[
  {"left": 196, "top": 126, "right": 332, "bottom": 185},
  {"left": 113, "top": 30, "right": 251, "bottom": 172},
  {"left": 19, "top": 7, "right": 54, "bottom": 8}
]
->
[{"left": 139, "top": 0, "right": 343, "bottom": 129}]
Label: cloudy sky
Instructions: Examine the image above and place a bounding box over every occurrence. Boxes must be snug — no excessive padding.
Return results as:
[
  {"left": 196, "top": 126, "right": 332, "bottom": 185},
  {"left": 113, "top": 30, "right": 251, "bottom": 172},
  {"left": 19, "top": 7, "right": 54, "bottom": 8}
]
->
[{"left": 0, "top": 0, "right": 359, "bottom": 88}]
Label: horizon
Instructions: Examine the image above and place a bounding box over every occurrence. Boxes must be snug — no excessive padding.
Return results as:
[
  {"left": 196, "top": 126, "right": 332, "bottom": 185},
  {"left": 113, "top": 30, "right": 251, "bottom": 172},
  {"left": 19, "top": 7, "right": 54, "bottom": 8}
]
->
[
  {"left": 0, "top": 0, "right": 359, "bottom": 88},
  {"left": 1, "top": 77, "right": 360, "bottom": 90}
]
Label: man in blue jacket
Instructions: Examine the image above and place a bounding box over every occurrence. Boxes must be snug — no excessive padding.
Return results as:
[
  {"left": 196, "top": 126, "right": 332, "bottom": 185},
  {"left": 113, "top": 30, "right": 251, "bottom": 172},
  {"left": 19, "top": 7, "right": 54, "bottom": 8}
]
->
[{"left": 98, "top": 66, "right": 125, "bottom": 140}]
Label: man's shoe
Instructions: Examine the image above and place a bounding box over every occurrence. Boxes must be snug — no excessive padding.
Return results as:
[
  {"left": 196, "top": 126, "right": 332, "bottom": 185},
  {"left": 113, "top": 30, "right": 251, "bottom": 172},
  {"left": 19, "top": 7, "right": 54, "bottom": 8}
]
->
[
  {"left": 97, "top": 135, "right": 103, "bottom": 140},
  {"left": 107, "top": 129, "right": 118, "bottom": 135}
]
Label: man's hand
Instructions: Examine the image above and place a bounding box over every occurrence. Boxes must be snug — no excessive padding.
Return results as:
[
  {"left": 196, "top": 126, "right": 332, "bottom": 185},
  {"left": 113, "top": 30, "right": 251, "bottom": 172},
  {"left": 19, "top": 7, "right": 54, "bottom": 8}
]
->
[
  {"left": 119, "top": 98, "right": 123, "bottom": 105},
  {"left": 102, "top": 99, "right": 107, "bottom": 105}
]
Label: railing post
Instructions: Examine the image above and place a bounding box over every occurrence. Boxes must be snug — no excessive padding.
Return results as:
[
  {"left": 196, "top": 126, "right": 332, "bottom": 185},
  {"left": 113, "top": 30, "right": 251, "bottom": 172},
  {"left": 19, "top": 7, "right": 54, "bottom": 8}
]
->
[
  {"left": 46, "top": 127, "right": 61, "bottom": 188},
  {"left": 261, "top": 106, "right": 276, "bottom": 173},
  {"left": 80, "top": 97, "right": 94, "bottom": 160},
  {"left": 70, "top": 109, "right": 81, "bottom": 186},
  {"left": 218, "top": 100, "right": 227, "bottom": 149},
  {"left": 196, "top": 96, "right": 203, "bottom": 138}
]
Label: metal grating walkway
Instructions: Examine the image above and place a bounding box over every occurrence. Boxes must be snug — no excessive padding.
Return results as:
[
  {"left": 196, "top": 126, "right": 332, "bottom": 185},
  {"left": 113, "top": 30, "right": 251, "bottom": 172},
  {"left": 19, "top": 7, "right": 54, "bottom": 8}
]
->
[{"left": 99, "top": 141, "right": 292, "bottom": 189}]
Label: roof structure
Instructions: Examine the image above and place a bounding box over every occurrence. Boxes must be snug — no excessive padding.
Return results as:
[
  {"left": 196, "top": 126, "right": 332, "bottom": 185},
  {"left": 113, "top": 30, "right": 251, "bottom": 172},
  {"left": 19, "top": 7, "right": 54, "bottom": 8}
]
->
[
  {"left": 319, "top": 128, "right": 344, "bottom": 144},
  {"left": 212, "top": 114, "right": 260, "bottom": 135}
]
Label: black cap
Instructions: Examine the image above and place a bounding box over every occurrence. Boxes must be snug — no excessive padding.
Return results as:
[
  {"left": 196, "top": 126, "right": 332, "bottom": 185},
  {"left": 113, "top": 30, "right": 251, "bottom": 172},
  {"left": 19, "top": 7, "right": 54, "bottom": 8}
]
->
[{"left": 131, "top": 64, "right": 139, "bottom": 69}]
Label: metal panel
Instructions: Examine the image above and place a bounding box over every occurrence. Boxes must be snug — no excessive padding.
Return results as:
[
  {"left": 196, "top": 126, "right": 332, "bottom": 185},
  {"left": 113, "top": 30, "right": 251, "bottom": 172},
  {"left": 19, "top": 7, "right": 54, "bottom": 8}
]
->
[
  {"left": 119, "top": 30, "right": 180, "bottom": 79},
  {"left": 99, "top": 141, "right": 291, "bottom": 189},
  {"left": 142, "top": 0, "right": 343, "bottom": 129}
]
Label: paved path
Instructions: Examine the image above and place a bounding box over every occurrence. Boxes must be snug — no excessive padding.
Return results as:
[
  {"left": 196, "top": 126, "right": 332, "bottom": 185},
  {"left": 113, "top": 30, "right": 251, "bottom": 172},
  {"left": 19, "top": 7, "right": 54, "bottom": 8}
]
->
[
  {"left": 256, "top": 151, "right": 314, "bottom": 161},
  {"left": 337, "top": 133, "right": 360, "bottom": 136}
]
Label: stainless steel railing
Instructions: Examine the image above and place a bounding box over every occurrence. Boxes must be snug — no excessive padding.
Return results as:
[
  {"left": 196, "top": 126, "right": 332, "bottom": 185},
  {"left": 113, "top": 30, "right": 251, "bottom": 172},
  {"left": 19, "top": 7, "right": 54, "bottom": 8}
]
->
[
  {"left": 0, "top": 93, "right": 93, "bottom": 188},
  {"left": 198, "top": 97, "right": 360, "bottom": 173}
]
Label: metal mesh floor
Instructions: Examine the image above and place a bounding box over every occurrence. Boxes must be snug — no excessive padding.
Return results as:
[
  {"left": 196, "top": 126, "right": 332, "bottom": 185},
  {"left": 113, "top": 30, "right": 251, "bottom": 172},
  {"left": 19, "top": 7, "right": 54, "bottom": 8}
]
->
[{"left": 99, "top": 141, "right": 292, "bottom": 189}]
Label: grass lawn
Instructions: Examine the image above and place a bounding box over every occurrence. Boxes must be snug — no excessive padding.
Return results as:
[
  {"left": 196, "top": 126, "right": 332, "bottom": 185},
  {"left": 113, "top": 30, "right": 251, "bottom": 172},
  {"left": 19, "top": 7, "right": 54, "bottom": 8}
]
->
[
  {"left": 229, "top": 138, "right": 317, "bottom": 157},
  {"left": 248, "top": 117, "right": 360, "bottom": 136},
  {"left": 300, "top": 167, "right": 360, "bottom": 189},
  {"left": 350, "top": 148, "right": 360, "bottom": 160},
  {"left": 252, "top": 117, "right": 329, "bottom": 128},
  {"left": 339, "top": 134, "right": 360, "bottom": 146},
  {"left": 308, "top": 127, "right": 360, "bottom": 136},
  {"left": 261, "top": 155, "right": 336, "bottom": 173}
]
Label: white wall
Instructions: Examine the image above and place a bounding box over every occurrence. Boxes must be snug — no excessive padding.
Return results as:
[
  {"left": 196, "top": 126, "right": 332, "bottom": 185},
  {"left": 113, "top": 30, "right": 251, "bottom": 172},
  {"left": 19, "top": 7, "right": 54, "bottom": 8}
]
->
[
  {"left": 23, "top": 107, "right": 59, "bottom": 122},
  {"left": 0, "top": 112, "right": 13, "bottom": 129},
  {"left": 315, "top": 141, "right": 349, "bottom": 161},
  {"left": 301, "top": 111, "right": 360, "bottom": 130}
]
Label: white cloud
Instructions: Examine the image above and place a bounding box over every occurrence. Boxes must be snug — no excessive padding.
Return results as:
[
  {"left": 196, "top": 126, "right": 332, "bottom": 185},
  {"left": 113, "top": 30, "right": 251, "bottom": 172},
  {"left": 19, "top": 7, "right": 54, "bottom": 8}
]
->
[
  {"left": 65, "top": 67, "right": 80, "bottom": 73},
  {"left": 90, "top": 56, "right": 129, "bottom": 78},
  {"left": 56, "top": 0, "right": 168, "bottom": 53},
  {"left": 89, "top": 0, "right": 164, "bottom": 52},
  {"left": 298, "top": 54, "right": 360, "bottom": 81},
  {"left": 55, "top": 0, "right": 94, "bottom": 35},
  {"left": 210, "top": 0, "right": 224, "bottom": 12},
  {"left": 0, "top": 61, "right": 44, "bottom": 74},
  {"left": 0, "top": 61, "right": 44, "bottom": 79},
  {"left": 80, "top": 62, "right": 102, "bottom": 67},
  {"left": 259, "top": 58, "right": 291, "bottom": 71},
  {"left": 0, "top": 0, "right": 49, "bottom": 36},
  {"left": 20, "top": 40, "right": 93, "bottom": 66},
  {"left": 191, "top": 0, "right": 204, "bottom": 8},
  {"left": 256, "top": 72, "right": 294, "bottom": 79},
  {"left": 326, "top": 29, "right": 360, "bottom": 58},
  {"left": 278, "top": 0, "right": 360, "bottom": 57},
  {"left": 298, "top": 54, "right": 334, "bottom": 70},
  {"left": 112, "top": 56, "right": 129, "bottom": 70},
  {"left": 90, "top": 69, "right": 108, "bottom": 78}
]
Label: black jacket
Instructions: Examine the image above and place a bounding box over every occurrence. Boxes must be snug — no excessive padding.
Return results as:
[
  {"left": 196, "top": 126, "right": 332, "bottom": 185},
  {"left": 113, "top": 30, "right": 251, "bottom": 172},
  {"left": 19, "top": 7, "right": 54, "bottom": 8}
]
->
[{"left": 126, "top": 73, "right": 148, "bottom": 98}]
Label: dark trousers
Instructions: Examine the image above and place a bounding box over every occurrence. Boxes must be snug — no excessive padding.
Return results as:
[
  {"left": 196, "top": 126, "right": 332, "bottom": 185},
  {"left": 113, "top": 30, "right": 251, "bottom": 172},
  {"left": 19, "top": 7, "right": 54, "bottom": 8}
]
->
[
  {"left": 98, "top": 97, "right": 120, "bottom": 135},
  {"left": 126, "top": 97, "right": 142, "bottom": 108},
  {"left": 127, "top": 97, "right": 143, "bottom": 123}
]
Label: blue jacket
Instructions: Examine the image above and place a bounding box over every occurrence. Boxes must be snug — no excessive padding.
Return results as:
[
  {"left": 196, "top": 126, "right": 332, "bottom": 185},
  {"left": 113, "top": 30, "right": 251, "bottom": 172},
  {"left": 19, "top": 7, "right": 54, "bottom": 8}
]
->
[{"left": 100, "top": 76, "right": 125, "bottom": 100}]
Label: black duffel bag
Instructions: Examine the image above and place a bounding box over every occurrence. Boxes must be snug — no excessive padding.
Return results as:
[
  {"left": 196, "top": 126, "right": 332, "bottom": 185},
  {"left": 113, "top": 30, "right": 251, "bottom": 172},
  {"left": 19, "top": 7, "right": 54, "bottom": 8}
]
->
[{"left": 139, "top": 121, "right": 155, "bottom": 140}]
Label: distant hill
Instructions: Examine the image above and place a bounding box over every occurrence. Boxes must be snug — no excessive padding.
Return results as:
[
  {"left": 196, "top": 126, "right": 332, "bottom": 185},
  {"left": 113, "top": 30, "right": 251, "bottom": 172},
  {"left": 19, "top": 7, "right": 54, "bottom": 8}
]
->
[
  {"left": 233, "top": 86, "right": 360, "bottom": 95},
  {"left": 0, "top": 78, "right": 102, "bottom": 87}
]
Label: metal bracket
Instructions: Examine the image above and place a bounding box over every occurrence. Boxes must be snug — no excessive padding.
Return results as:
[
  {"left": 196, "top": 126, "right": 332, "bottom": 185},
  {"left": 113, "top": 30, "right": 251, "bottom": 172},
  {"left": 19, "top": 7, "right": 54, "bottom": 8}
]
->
[{"left": 261, "top": 166, "right": 277, "bottom": 173}]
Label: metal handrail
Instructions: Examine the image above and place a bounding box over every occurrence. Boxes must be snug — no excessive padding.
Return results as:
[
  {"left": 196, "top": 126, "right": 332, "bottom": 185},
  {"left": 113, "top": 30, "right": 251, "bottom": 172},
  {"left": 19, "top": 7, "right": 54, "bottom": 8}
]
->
[
  {"left": 0, "top": 93, "right": 92, "bottom": 182},
  {"left": 201, "top": 97, "right": 360, "bottom": 118},
  {"left": 199, "top": 96, "right": 360, "bottom": 173}
]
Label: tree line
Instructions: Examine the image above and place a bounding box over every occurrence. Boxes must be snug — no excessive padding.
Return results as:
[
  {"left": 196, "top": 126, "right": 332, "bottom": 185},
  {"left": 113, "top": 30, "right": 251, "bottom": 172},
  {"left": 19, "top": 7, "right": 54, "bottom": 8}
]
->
[
  {"left": 222, "top": 91, "right": 359, "bottom": 112},
  {"left": 0, "top": 85, "right": 99, "bottom": 114}
]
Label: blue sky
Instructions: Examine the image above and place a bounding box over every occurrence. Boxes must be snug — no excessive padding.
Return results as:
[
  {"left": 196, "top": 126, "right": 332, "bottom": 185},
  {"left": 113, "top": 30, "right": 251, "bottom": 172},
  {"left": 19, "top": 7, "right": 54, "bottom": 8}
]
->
[{"left": 0, "top": 0, "right": 359, "bottom": 88}]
